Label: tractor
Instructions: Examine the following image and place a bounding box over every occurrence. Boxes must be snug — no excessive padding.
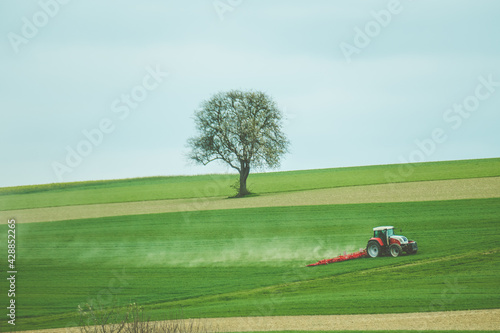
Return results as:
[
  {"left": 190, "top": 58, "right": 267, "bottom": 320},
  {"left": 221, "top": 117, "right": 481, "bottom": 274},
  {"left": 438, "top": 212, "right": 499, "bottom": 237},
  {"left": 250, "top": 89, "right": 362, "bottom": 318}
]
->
[{"left": 366, "top": 226, "right": 418, "bottom": 258}]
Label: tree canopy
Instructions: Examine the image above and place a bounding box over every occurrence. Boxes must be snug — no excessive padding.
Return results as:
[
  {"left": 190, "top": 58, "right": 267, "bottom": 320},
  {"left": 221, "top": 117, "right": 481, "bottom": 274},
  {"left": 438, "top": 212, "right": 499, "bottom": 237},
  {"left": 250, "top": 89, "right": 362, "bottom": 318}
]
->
[{"left": 187, "top": 90, "right": 289, "bottom": 197}]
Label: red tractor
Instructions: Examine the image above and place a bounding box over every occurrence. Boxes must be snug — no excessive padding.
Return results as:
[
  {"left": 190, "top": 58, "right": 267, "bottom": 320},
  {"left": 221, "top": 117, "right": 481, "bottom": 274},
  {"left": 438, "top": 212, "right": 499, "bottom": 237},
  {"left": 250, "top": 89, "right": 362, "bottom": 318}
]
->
[{"left": 366, "top": 226, "right": 418, "bottom": 258}]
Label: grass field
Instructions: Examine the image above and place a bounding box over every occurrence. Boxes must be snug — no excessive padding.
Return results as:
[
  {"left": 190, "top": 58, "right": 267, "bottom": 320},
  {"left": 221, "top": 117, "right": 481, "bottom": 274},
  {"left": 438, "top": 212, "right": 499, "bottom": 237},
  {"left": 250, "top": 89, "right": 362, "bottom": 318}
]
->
[
  {"left": 3, "top": 177, "right": 499, "bottom": 224},
  {"left": 0, "top": 158, "right": 499, "bottom": 331},
  {"left": 1, "top": 158, "right": 499, "bottom": 211},
  {"left": 1, "top": 199, "right": 499, "bottom": 330}
]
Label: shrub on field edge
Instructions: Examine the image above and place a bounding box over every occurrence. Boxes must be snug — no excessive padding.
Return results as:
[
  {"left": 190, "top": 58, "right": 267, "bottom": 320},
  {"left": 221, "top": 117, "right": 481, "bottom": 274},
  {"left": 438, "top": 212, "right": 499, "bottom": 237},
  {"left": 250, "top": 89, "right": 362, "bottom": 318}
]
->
[{"left": 77, "top": 302, "right": 216, "bottom": 333}]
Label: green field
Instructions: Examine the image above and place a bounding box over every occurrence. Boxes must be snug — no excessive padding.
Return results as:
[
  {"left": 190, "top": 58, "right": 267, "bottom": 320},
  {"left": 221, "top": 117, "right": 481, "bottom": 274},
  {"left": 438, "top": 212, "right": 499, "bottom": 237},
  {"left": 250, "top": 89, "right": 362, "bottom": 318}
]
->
[
  {"left": 1, "top": 158, "right": 499, "bottom": 211},
  {"left": 0, "top": 158, "right": 499, "bottom": 331}
]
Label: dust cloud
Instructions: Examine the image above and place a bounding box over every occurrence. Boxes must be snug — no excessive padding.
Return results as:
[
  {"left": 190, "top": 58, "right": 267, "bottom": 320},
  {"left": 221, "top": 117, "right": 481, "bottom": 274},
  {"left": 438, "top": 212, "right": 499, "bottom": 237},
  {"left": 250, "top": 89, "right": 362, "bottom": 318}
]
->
[{"left": 120, "top": 238, "right": 360, "bottom": 267}]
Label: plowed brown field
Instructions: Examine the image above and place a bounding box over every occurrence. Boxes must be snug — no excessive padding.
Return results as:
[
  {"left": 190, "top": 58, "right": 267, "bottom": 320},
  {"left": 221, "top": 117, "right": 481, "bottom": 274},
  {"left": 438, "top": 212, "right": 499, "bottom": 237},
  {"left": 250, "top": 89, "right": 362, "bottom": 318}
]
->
[{"left": 16, "top": 309, "right": 500, "bottom": 332}]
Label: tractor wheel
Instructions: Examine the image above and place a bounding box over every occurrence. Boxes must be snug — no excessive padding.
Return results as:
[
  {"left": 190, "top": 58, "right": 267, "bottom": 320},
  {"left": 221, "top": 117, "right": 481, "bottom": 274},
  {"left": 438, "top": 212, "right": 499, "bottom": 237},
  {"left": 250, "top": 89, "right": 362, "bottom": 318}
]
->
[
  {"left": 367, "top": 241, "right": 381, "bottom": 258},
  {"left": 389, "top": 243, "right": 402, "bottom": 257}
]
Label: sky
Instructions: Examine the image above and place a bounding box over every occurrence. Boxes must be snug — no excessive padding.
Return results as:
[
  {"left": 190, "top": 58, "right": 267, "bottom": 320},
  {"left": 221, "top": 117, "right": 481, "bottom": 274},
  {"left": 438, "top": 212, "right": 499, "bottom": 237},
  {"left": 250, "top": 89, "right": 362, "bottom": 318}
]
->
[{"left": 1, "top": 0, "right": 499, "bottom": 187}]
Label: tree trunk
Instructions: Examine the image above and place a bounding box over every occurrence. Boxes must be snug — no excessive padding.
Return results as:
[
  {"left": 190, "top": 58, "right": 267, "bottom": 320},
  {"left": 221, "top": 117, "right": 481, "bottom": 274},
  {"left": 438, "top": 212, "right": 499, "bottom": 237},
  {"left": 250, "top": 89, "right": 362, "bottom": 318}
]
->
[{"left": 238, "top": 164, "right": 250, "bottom": 197}]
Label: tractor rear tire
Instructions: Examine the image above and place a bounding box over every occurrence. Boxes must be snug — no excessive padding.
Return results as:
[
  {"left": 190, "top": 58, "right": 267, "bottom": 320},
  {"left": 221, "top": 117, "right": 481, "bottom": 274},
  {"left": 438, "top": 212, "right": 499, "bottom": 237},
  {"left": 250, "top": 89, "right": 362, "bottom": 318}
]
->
[
  {"left": 367, "top": 241, "right": 381, "bottom": 258},
  {"left": 389, "top": 243, "right": 402, "bottom": 257}
]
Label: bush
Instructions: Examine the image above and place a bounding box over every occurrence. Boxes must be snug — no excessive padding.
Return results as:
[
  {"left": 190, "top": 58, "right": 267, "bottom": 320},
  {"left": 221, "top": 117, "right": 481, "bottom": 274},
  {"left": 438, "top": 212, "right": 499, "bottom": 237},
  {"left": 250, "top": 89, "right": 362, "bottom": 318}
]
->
[{"left": 77, "top": 303, "right": 216, "bottom": 333}]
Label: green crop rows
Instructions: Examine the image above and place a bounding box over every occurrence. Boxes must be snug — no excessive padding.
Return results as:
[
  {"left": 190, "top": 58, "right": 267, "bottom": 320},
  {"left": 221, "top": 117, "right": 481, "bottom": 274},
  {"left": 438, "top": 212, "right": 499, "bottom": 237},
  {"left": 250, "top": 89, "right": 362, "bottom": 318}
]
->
[
  {"left": 0, "top": 158, "right": 499, "bottom": 331},
  {"left": 1, "top": 199, "right": 499, "bottom": 330}
]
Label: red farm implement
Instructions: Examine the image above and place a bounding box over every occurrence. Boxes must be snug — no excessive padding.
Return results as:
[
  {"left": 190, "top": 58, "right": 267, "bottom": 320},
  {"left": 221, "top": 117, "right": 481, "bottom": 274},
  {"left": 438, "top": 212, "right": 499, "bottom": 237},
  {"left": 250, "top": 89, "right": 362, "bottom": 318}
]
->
[
  {"left": 306, "top": 226, "right": 418, "bottom": 267},
  {"left": 306, "top": 249, "right": 367, "bottom": 267}
]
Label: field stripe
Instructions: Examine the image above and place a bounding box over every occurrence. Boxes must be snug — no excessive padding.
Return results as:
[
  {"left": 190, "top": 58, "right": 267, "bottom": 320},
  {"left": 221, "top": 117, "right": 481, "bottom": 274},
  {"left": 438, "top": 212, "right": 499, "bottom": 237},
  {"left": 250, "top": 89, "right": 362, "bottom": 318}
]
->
[
  {"left": 2, "top": 177, "right": 499, "bottom": 224},
  {"left": 15, "top": 309, "right": 500, "bottom": 332},
  {"left": 148, "top": 249, "right": 499, "bottom": 315},
  {"left": 14, "top": 250, "right": 500, "bottom": 332},
  {"left": 193, "top": 309, "right": 500, "bottom": 331}
]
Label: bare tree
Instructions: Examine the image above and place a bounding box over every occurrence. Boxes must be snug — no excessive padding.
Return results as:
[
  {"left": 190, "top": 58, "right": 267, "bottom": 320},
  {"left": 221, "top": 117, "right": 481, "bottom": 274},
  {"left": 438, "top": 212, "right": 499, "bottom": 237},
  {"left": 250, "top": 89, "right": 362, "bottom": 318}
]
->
[{"left": 187, "top": 90, "right": 289, "bottom": 197}]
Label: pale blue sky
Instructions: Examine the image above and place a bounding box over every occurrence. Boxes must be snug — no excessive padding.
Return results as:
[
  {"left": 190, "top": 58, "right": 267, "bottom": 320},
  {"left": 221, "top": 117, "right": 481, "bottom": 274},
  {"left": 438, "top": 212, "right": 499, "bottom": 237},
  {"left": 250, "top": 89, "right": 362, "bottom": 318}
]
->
[{"left": 1, "top": 0, "right": 499, "bottom": 187}]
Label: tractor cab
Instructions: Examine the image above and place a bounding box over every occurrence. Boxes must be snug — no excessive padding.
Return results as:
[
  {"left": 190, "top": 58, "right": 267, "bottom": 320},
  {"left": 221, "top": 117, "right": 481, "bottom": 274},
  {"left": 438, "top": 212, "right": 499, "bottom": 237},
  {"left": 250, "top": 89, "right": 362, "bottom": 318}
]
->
[{"left": 373, "top": 226, "right": 394, "bottom": 245}]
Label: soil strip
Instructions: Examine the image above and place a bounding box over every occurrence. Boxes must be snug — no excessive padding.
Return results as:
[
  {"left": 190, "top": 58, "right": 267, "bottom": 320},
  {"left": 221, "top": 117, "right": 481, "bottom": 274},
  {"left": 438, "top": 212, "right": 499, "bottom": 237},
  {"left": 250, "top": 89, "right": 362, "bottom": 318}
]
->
[
  {"left": 2, "top": 177, "right": 499, "bottom": 224},
  {"left": 16, "top": 309, "right": 500, "bottom": 332}
]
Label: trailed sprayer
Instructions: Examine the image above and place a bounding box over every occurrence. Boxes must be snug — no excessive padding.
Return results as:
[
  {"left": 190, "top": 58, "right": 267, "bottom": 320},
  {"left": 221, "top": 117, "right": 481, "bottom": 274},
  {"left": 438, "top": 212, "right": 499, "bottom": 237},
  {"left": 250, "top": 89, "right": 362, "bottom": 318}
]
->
[{"left": 307, "top": 226, "right": 418, "bottom": 267}]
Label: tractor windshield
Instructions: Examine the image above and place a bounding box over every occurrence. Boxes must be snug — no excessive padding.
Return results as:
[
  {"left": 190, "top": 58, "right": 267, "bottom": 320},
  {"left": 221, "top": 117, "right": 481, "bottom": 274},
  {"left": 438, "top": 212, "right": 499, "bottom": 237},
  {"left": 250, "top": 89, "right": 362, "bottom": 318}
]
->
[{"left": 386, "top": 228, "right": 395, "bottom": 236}]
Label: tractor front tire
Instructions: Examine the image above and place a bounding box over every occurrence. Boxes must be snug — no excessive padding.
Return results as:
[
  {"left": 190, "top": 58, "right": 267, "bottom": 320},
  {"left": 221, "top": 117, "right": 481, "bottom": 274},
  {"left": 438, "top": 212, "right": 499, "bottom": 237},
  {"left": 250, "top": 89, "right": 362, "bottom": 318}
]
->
[
  {"left": 367, "top": 241, "right": 381, "bottom": 258},
  {"left": 389, "top": 243, "right": 402, "bottom": 257}
]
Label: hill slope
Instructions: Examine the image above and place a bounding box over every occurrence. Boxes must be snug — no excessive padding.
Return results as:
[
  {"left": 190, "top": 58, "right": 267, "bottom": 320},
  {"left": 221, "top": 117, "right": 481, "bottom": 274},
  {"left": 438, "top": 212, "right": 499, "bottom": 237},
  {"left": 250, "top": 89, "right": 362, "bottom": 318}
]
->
[
  {"left": 1, "top": 158, "right": 499, "bottom": 211},
  {"left": 0, "top": 158, "right": 498, "bottom": 331},
  {"left": 2, "top": 177, "right": 499, "bottom": 224}
]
